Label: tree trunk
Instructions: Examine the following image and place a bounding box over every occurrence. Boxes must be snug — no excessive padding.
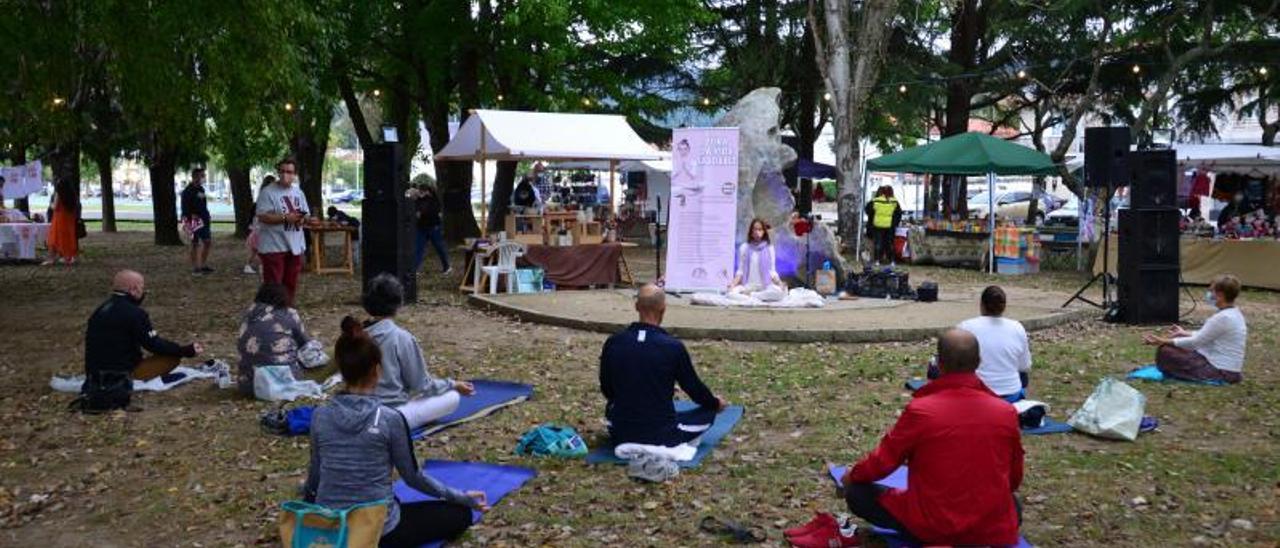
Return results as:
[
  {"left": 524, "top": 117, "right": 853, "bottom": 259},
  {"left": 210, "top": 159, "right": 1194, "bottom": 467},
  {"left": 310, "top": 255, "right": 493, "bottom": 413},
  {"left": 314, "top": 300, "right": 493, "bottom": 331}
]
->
[
  {"left": 486, "top": 161, "right": 519, "bottom": 233},
  {"left": 290, "top": 112, "right": 333, "bottom": 214},
  {"left": 810, "top": 0, "right": 898, "bottom": 252},
  {"left": 942, "top": 0, "right": 986, "bottom": 216},
  {"left": 94, "top": 151, "right": 117, "bottom": 232},
  {"left": 1263, "top": 123, "right": 1278, "bottom": 147},
  {"left": 427, "top": 104, "right": 479, "bottom": 244},
  {"left": 149, "top": 145, "right": 183, "bottom": 246},
  {"left": 228, "top": 165, "right": 253, "bottom": 238}
]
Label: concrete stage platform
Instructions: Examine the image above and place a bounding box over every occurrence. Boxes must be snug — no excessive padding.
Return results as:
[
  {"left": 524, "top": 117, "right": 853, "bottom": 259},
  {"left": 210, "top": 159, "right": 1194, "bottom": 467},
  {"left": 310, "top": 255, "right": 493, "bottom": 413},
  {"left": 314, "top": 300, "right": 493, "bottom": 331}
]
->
[{"left": 468, "top": 286, "right": 1093, "bottom": 343}]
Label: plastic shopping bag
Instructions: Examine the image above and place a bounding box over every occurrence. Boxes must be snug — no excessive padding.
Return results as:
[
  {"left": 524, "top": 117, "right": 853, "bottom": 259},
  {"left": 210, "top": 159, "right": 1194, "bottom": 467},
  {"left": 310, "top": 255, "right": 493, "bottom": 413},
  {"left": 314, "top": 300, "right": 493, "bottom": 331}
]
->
[
  {"left": 1067, "top": 377, "right": 1146, "bottom": 441},
  {"left": 254, "top": 365, "right": 324, "bottom": 402}
]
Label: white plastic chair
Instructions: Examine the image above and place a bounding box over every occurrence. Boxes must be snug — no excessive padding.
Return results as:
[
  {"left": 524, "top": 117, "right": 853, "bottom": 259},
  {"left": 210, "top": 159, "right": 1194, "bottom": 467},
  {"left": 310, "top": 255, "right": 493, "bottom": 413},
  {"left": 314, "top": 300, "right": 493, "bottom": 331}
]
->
[{"left": 478, "top": 241, "right": 526, "bottom": 294}]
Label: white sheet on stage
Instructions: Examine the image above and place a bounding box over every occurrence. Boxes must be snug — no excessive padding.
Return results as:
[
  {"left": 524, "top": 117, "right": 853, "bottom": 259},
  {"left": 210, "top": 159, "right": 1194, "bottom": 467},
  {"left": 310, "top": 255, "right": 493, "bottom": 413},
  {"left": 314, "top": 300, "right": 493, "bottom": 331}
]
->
[{"left": 689, "top": 288, "right": 826, "bottom": 308}]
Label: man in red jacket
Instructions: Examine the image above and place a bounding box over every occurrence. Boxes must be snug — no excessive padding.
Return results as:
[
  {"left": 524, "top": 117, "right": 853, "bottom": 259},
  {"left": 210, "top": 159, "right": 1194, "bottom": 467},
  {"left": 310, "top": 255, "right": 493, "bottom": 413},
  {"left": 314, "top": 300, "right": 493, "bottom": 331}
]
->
[{"left": 842, "top": 328, "right": 1024, "bottom": 546}]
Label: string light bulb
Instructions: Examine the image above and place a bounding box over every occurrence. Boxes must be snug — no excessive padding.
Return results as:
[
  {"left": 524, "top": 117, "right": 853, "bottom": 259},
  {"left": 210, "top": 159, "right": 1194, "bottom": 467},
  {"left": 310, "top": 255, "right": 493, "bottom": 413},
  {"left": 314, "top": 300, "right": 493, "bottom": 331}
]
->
[
  {"left": 582, "top": 98, "right": 591, "bottom": 107},
  {"left": 898, "top": 85, "right": 907, "bottom": 94},
  {"left": 284, "top": 102, "right": 294, "bottom": 112},
  {"left": 1017, "top": 69, "right": 1027, "bottom": 79},
  {"left": 497, "top": 94, "right": 504, "bottom": 101},
  {"left": 701, "top": 97, "right": 710, "bottom": 106},
  {"left": 1261, "top": 67, "right": 1269, "bottom": 76},
  {"left": 1131, "top": 64, "right": 1141, "bottom": 74},
  {"left": 372, "top": 89, "right": 381, "bottom": 97},
  {"left": 51, "top": 97, "right": 65, "bottom": 106},
  {"left": 823, "top": 92, "right": 831, "bottom": 101}
]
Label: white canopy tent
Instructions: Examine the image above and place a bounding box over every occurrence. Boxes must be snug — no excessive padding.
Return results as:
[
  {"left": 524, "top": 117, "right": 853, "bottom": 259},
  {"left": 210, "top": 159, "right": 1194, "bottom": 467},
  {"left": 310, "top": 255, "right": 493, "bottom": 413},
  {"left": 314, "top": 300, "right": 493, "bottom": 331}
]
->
[
  {"left": 1168, "top": 143, "right": 1280, "bottom": 176},
  {"left": 435, "top": 109, "right": 661, "bottom": 230}
]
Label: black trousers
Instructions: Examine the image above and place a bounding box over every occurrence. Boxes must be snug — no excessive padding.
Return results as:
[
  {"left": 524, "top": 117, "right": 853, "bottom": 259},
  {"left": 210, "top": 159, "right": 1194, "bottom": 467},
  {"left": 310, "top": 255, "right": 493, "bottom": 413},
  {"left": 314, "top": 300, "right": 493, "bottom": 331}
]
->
[
  {"left": 844, "top": 483, "right": 1021, "bottom": 545},
  {"left": 379, "top": 500, "right": 473, "bottom": 548},
  {"left": 871, "top": 228, "right": 895, "bottom": 263}
]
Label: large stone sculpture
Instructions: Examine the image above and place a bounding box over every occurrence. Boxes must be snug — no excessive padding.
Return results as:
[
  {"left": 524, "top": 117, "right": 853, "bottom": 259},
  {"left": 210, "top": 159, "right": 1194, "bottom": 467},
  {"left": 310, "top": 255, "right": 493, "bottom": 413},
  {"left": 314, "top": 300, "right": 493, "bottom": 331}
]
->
[{"left": 716, "top": 88, "right": 845, "bottom": 283}]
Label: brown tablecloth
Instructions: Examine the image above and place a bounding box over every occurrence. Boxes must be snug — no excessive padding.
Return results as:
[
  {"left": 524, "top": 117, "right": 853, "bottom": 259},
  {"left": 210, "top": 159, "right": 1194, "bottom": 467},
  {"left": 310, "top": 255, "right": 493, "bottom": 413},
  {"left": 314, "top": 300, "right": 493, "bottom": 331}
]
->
[
  {"left": 1093, "top": 238, "right": 1280, "bottom": 290},
  {"left": 520, "top": 243, "right": 623, "bottom": 287}
]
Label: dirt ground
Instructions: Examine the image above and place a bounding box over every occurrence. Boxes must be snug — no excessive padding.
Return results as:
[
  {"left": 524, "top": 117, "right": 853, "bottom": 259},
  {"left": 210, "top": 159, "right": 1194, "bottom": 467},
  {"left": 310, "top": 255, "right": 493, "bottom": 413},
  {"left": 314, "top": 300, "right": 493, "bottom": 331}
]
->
[{"left": 0, "top": 230, "right": 1276, "bottom": 547}]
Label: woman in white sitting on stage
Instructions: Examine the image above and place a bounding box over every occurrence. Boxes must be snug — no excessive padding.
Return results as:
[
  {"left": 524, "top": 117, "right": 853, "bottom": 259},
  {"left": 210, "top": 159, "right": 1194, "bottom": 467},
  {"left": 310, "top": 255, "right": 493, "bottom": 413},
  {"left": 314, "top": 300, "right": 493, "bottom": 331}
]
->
[{"left": 728, "top": 218, "right": 786, "bottom": 301}]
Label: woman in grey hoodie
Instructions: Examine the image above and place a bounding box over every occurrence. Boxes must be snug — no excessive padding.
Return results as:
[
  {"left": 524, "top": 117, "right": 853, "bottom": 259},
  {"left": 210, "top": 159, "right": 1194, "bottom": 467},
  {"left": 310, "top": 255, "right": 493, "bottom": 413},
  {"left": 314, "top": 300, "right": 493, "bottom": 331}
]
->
[
  {"left": 362, "top": 274, "right": 475, "bottom": 430},
  {"left": 303, "top": 316, "right": 487, "bottom": 546}
]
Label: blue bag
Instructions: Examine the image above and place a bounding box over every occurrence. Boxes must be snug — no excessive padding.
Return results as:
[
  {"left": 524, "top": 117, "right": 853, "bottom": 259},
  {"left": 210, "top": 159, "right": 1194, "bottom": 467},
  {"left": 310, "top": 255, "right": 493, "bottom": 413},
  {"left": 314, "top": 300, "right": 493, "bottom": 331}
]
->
[
  {"left": 514, "top": 424, "right": 588, "bottom": 458},
  {"left": 278, "top": 499, "right": 388, "bottom": 548},
  {"left": 286, "top": 406, "right": 314, "bottom": 435}
]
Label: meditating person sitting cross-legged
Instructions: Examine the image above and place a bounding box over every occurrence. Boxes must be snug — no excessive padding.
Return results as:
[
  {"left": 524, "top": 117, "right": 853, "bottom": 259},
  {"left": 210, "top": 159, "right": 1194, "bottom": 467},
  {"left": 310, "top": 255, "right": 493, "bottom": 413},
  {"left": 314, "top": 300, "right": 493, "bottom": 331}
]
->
[
  {"left": 599, "top": 283, "right": 728, "bottom": 452},
  {"left": 838, "top": 329, "right": 1024, "bottom": 547},
  {"left": 361, "top": 273, "right": 474, "bottom": 430},
  {"left": 1143, "top": 273, "right": 1248, "bottom": 384},
  {"left": 956, "top": 285, "right": 1032, "bottom": 402},
  {"left": 302, "top": 317, "right": 487, "bottom": 547}
]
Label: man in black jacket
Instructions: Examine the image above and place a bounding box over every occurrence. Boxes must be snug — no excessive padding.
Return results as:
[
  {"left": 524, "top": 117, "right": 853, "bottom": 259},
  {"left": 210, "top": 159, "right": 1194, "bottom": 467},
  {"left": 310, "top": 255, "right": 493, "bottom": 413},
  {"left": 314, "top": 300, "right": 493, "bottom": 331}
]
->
[
  {"left": 75, "top": 270, "right": 203, "bottom": 412},
  {"left": 599, "top": 284, "right": 727, "bottom": 447},
  {"left": 180, "top": 168, "right": 213, "bottom": 274}
]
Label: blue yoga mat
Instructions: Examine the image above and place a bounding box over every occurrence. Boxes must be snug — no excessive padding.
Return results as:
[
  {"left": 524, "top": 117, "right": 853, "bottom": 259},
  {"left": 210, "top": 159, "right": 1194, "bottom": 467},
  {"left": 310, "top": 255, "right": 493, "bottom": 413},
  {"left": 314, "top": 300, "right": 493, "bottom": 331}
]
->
[
  {"left": 1126, "top": 365, "right": 1226, "bottom": 386},
  {"left": 393, "top": 460, "right": 537, "bottom": 548},
  {"left": 825, "top": 463, "right": 1033, "bottom": 548},
  {"left": 412, "top": 380, "right": 534, "bottom": 439},
  {"left": 1023, "top": 417, "right": 1074, "bottom": 435},
  {"left": 585, "top": 401, "right": 744, "bottom": 468}
]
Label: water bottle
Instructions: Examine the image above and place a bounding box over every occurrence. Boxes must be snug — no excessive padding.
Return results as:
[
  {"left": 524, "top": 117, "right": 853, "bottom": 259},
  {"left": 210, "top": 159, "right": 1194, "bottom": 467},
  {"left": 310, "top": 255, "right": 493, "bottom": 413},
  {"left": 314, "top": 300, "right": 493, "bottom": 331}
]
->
[{"left": 822, "top": 260, "right": 832, "bottom": 271}]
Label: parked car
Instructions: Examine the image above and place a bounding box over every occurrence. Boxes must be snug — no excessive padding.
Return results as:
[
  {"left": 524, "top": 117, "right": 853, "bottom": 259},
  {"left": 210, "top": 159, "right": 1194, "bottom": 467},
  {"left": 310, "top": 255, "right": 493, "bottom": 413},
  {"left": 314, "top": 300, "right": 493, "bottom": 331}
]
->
[
  {"left": 968, "top": 190, "right": 1062, "bottom": 224},
  {"left": 329, "top": 190, "right": 357, "bottom": 203},
  {"left": 1043, "top": 196, "right": 1080, "bottom": 228}
]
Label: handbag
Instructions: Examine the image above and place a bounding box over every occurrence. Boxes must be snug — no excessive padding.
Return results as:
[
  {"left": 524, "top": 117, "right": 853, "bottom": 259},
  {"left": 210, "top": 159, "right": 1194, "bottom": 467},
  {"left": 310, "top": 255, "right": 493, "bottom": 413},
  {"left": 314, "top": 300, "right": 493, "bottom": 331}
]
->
[
  {"left": 76, "top": 218, "right": 87, "bottom": 239},
  {"left": 278, "top": 499, "right": 388, "bottom": 548},
  {"left": 515, "top": 424, "right": 588, "bottom": 458}
]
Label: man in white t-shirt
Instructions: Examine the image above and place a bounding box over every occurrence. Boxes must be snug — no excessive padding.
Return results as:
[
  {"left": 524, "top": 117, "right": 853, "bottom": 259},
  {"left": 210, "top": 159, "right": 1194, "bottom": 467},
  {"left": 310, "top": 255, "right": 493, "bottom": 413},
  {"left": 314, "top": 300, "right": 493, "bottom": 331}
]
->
[
  {"left": 956, "top": 286, "right": 1031, "bottom": 402},
  {"left": 255, "top": 158, "right": 311, "bottom": 304},
  {"left": 1143, "top": 274, "right": 1247, "bottom": 384}
]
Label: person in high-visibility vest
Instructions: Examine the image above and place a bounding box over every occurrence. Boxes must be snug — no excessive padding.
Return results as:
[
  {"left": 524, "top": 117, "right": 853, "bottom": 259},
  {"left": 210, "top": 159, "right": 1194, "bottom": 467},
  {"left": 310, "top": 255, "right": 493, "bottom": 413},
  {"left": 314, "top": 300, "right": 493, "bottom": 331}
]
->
[{"left": 864, "top": 186, "right": 903, "bottom": 265}]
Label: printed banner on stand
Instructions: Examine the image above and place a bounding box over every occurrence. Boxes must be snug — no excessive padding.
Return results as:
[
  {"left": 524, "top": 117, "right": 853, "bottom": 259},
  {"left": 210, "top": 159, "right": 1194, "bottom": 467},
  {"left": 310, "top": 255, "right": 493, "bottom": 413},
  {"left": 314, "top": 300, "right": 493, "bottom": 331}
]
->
[
  {"left": 0, "top": 160, "right": 44, "bottom": 200},
  {"left": 664, "top": 127, "right": 739, "bottom": 292}
]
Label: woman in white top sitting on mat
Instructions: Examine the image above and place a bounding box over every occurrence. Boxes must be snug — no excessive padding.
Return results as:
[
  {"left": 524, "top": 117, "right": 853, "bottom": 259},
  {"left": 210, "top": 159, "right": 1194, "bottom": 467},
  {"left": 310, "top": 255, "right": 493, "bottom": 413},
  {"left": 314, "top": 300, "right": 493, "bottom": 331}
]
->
[
  {"left": 728, "top": 218, "right": 786, "bottom": 301},
  {"left": 1143, "top": 273, "right": 1247, "bottom": 384}
]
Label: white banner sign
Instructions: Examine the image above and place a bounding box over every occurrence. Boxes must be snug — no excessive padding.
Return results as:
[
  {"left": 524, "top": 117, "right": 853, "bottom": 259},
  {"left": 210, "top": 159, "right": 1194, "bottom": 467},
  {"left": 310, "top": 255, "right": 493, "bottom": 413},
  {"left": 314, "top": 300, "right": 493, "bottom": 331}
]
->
[
  {"left": 1, "top": 160, "right": 44, "bottom": 199},
  {"left": 664, "top": 127, "right": 739, "bottom": 292}
]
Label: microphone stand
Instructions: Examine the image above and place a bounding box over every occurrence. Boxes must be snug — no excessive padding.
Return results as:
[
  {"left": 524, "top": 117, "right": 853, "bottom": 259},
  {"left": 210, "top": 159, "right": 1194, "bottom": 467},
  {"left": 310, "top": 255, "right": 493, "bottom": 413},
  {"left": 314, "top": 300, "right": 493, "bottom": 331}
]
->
[{"left": 655, "top": 194, "right": 664, "bottom": 281}]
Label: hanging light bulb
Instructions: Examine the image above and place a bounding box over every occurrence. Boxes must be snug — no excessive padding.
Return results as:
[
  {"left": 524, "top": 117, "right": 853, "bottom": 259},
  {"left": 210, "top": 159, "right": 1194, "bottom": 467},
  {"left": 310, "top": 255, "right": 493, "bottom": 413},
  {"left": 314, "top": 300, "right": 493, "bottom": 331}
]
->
[
  {"left": 497, "top": 94, "right": 505, "bottom": 101},
  {"left": 284, "top": 102, "right": 294, "bottom": 112},
  {"left": 1260, "top": 67, "right": 1269, "bottom": 76},
  {"left": 823, "top": 92, "right": 831, "bottom": 101},
  {"left": 51, "top": 97, "right": 65, "bottom": 106},
  {"left": 372, "top": 89, "right": 381, "bottom": 97},
  {"left": 701, "top": 97, "right": 710, "bottom": 106},
  {"left": 1017, "top": 69, "right": 1027, "bottom": 79},
  {"left": 1131, "top": 64, "right": 1141, "bottom": 74},
  {"left": 582, "top": 97, "right": 591, "bottom": 107},
  {"left": 898, "top": 84, "right": 907, "bottom": 94}
]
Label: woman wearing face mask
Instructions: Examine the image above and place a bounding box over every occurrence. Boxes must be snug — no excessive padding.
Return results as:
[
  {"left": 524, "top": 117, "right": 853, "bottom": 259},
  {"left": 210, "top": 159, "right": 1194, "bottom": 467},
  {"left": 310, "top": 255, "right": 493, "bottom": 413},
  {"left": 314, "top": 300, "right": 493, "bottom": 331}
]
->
[
  {"left": 728, "top": 218, "right": 786, "bottom": 301},
  {"left": 1142, "top": 274, "right": 1248, "bottom": 384}
]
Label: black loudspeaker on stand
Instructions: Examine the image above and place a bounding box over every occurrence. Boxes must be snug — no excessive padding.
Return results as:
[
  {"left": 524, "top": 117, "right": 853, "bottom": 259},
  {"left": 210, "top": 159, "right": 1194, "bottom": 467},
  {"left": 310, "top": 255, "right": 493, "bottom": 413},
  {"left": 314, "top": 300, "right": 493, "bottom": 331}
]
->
[
  {"left": 362, "top": 142, "right": 418, "bottom": 304},
  {"left": 1116, "top": 150, "right": 1180, "bottom": 324},
  {"left": 1064, "top": 127, "right": 1128, "bottom": 314}
]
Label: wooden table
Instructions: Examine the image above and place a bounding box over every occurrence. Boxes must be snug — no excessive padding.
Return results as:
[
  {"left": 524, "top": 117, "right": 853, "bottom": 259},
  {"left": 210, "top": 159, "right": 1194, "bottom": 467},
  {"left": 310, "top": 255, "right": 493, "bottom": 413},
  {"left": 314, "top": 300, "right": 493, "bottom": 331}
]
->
[
  {"left": 458, "top": 241, "right": 637, "bottom": 293},
  {"left": 307, "top": 225, "right": 357, "bottom": 275}
]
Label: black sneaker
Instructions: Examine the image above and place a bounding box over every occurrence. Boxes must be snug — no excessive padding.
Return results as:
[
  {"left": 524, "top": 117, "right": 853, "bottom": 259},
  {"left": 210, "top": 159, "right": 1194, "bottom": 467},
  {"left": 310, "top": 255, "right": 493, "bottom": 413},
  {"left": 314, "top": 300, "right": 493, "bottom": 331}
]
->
[{"left": 200, "top": 266, "right": 214, "bottom": 273}]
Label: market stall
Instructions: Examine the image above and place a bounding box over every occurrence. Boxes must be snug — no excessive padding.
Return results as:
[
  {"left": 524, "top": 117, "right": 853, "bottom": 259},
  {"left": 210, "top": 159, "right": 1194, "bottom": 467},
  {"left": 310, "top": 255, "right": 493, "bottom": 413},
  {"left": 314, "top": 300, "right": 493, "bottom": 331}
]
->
[
  {"left": 435, "top": 109, "right": 660, "bottom": 292},
  {"left": 1093, "top": 238, "right": 1280, "bottom": 290},
  {"left": 865, "top": 132, "right": 1059, "bottom": 271}
]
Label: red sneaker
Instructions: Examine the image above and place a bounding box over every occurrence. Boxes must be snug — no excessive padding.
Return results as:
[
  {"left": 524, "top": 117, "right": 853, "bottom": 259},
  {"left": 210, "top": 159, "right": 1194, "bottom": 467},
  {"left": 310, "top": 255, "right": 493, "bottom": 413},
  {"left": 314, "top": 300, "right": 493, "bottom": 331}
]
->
[
  {"left": 785, "top": 512, "right": 838, "bottom": 539},
  {"left": 789, "top": 518, "right": 861, "bottom": 548}
]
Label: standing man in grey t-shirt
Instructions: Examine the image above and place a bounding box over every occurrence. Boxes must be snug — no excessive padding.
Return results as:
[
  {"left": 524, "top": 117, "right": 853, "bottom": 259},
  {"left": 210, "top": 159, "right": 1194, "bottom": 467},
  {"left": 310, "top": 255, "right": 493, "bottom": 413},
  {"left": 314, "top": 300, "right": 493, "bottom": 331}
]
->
[{"left": 255, "top": 158, "right": 311, "bottom": 304}]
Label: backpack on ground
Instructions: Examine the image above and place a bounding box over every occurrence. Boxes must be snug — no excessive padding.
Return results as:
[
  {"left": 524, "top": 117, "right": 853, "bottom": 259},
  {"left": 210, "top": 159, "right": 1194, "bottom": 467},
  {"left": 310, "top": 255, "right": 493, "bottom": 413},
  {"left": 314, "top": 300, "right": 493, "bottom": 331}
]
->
[
  {"left": 514, "top": 424, "right": 588, "bottom": 458},
  {"left": 278, "top": 499, "right": 387, "bottom": 548}
]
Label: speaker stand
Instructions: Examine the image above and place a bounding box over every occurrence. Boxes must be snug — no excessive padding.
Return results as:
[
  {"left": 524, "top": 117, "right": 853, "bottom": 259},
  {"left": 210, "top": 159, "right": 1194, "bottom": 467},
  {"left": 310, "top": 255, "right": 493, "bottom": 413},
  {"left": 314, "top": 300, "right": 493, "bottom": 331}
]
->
[{"left": 1063, "top": 184, "right": 1117, "bottom": 315}]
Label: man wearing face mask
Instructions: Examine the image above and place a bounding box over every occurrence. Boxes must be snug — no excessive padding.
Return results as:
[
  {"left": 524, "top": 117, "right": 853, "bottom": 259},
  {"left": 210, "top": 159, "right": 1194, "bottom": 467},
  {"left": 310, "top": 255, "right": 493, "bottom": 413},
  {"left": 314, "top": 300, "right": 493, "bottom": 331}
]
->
[
  {"left": 1143, "top": 274, "right": 1247, "bottom": 384},
  {"left": 75, "top": 270, "right": 203, "bottom": 412}
]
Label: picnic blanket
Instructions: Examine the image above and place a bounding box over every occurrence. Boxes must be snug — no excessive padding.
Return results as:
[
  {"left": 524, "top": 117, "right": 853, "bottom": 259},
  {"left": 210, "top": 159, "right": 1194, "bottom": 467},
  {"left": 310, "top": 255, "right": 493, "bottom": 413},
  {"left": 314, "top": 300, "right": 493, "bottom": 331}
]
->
[
  {"left": 586, "top": 401, "right": 744, "bottom": 468},
  {"left": 50, "top": 366, "right": 217, "bottom": 394},
  {"left": 689, "top": 288, "right": 826, "bottom": 308},
  {"left": 824, "top": 463, "right": 1034, "bottom": 548},
  {"left": 1126, "top": 365, "right": 1227, "bottom": 386},
  {"left": 412, "top": 380, "right": 533, "bottom": 439},
  {"left": 392, "top": 460, "right": 536, "bottom": 548}
]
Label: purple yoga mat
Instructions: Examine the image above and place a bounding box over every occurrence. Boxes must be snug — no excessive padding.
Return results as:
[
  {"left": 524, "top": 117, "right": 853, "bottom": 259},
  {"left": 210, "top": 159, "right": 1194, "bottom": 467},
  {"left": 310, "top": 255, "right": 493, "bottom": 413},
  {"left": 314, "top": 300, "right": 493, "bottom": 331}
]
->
[
  {"left": 825, "top": 463, "right": 1033, "bottom": 548},
  {"left": 393, "top": 460, "right": 537, "bottom": 548}
]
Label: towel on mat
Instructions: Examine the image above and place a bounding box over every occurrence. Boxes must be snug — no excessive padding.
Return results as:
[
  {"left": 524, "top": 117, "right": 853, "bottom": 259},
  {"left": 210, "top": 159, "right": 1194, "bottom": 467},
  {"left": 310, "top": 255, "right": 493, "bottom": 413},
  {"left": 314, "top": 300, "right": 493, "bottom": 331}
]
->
[
  {"left": 1126, "top": 365, "right": 1226, "bottom": 386},
  {"left": 586, "top": 401, "right": 744, "bottom": 468},
  {"left": 614, "top": 442, "right": 697, "bottom": 462},
  {"left": 690, "top": 288, "right": 826, "bottom": 308},
  {"left": 50, "top": 366, "right": 216, "bottom": 394},
  {"left": 392, "top": 460, "right": 536, "bottom": 548},
  {"left": 412, "top": 380, "right": 533, "bottom": 439},
  {"left": 824, "top": 463, "right": 1034, "bottom": 548}
]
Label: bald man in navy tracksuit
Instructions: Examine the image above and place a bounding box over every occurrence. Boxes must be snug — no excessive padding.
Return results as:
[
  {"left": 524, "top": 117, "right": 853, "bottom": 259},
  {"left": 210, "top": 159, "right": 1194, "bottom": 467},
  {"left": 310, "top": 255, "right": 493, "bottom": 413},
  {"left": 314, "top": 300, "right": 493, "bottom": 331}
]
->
[{"left": 599, "top": 284, "right": 727, "bottom": 447}]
